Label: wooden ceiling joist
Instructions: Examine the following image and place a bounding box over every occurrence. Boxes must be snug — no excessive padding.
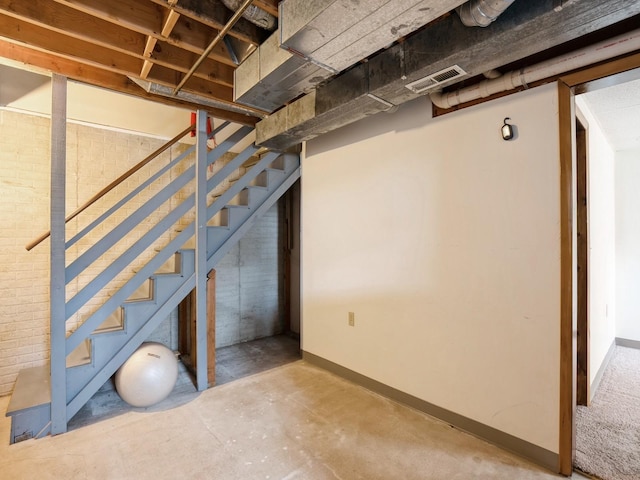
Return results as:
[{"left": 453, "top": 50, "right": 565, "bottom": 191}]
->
[
  {"left": 149, "top": 0, "right": 269, "bottom": 46},
  {"left": 0, "top": 42, "right": 258, "bottom": 125},
  {"left": 0, "top": 0, "right": 276, "bottom": 123}
]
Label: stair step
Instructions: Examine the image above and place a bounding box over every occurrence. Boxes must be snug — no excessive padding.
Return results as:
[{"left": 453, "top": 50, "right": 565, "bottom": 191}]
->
[
  {"left": 5, "top": 366, "right": 51, "bottom": 443},
  {"left": 249, "top": 171, "right": 269, "bottom": 187},
  {"left": 94, "top": 308, "right": 124, "bottom": 334},
  {"left": 6, "top": 366, "right": 50, "bottom": 415},
  {"left": 125, "top": 278, "right": 153, "bottom": 302},
  {"left": 67, "top": 339, "right": 91, "bottom": 368},
  {"left": 226, "top": 189, "right": 250, "bottom": 206},
  {"left": 207, "top": 208, "right": 229, "bottom": 227}
]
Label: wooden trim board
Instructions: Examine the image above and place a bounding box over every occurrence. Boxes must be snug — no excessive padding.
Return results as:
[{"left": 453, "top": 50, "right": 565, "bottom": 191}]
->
[
  {"left": 557, "top": 80, "right": 576, "bottom": 477},
  {"left": 303, "top": 351, "right": 559, "bottom": 472},
  {"left": 557, "top": 55, "right": 640, "bottom": 476}
]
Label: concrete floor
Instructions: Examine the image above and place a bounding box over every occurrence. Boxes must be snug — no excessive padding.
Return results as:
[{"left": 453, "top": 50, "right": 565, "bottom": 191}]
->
[
  {"left": 2, "top": 357, "right": 590, "bottom": 479},
  {"left": 66, "top": 334, "right": 302, "bottom": 429}
]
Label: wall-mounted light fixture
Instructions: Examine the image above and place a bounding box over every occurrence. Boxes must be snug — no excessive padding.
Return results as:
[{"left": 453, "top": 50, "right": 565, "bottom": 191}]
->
[{"left": 501, "top": 117, "right": 515, "bottom": 140}]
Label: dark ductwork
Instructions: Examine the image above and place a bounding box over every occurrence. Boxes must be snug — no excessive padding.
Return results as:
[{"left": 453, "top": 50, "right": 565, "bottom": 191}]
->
[
  {"left": 457, "top": 0, "right": 516, "bottom": 27},
  {"left": 220, "top": 0, "right": 277, "bottom": 31},
  {"left": 255, "top": 0, "right": 640, "bottom": 150}
]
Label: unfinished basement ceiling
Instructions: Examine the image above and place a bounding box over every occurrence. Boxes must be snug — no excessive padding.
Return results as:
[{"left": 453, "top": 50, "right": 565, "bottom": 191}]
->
[{"left": 0, "top": 1, "right": 639, "bottom": 146}]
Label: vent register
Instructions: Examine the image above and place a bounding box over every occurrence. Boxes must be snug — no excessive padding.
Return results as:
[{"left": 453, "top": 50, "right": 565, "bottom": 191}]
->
[{"left": 405, "top": 65, "right": 468, "bottom": 94}]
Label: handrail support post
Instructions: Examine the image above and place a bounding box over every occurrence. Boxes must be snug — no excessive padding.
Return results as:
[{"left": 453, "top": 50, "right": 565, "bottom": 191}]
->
[
  {"left": 50, "top": 74, "right": 68, "bottom": 434},
  {"left": 194, "top": 110, "right": 209, "bottom": 391}
]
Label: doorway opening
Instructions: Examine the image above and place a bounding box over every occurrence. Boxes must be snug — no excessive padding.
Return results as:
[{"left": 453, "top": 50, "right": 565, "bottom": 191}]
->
[{"left": 559, "top": 60, "right": 640, "bottom": 479}]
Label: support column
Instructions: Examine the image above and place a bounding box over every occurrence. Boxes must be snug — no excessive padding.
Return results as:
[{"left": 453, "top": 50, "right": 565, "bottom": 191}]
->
[
  {"left": 194, "top": 109, "right": 208, "bottom": 391},
  {"left": 50, "top": 74, "right": 67, "bottom": 434}
]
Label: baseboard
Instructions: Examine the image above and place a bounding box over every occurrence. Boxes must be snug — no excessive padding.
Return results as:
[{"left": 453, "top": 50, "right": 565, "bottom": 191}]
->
[
  {"left": 590, "top": 339, "right": 616, "bottom": 403},
  {"left": 616, "top": 337, "right": 640, "bottom": 350},
  {"left": 302, "top": 351, "right": 559, "bottom": 473}
]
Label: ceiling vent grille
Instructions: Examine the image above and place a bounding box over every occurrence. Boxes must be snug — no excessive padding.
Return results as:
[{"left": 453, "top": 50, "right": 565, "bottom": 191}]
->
[{"left": 405, "top": 65, "right": 467, "bottom": 94}]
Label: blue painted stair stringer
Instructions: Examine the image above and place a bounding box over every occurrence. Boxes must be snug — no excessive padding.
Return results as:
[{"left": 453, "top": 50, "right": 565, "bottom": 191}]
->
[
  {"left": 5, "top": 141, "right": 301, "bottom": 442},
  {"left": 65, "top": 153, "right": 301, "bottom": 422}
]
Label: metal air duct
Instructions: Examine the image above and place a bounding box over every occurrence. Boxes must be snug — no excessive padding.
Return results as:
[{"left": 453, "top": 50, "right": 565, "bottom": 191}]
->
[
  {"left": 221, "top": 0, "right": 277, "bottom": 31},
  {"left": 456, "top": 0, "right": 516, "bottom": 27}
]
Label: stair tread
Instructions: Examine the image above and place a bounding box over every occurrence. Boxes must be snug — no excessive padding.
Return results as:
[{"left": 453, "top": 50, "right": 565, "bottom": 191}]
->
[
  {"left": 6, "top": 366, "right": 51, "bottom": 415},
  {"left": 94, "top": 310, "right": 123, "bottom": 334},
  {"left": 67, "top": 339, "right": 91, "bottom": 368}
]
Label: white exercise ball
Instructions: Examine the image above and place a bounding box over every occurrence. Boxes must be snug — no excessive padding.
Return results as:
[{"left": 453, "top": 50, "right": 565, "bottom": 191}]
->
[{"left": 115, "top": 342, "right": 178, "bottom": 408}]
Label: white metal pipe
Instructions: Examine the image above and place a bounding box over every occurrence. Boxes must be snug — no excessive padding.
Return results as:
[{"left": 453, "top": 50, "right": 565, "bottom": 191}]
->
[{"left": 430, "top": 28, "right": 640, "bottom": 109}]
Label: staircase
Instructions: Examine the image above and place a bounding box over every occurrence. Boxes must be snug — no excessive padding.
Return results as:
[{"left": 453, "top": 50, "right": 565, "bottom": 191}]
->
[{"left": 5, "top": 113, "right": 300, "bottom": 443}]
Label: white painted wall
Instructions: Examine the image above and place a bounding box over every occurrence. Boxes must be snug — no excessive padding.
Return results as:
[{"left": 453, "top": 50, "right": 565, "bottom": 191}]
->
[
  {"left": 576, "top": 98, "right": 617, "bottom": 387},
  {"left": 303, "top": 83, "right": 561, "bottom": 453},
  {"left": 615, "top": 148, "right": 640, "bottom": 342}
]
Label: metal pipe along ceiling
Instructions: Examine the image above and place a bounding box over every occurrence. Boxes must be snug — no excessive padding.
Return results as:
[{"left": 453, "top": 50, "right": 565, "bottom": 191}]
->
[
  {"left": 429, "top": 28, "right": 640, "bottom": 109},
  {"left": 173, "top": 0, "right": 257, "bottom": 95},
  {"left": 457, "top": 0, "right": 517, "bottom": 27}
]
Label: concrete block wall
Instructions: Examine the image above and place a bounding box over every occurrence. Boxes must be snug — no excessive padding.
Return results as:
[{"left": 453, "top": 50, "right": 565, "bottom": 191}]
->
[
  {"left": 215, "top": 201, "right": 286, "bottom": 348},
  {"left": 0, "top": 109, "right": 189, "bottom": 396},
  {"left": 0, "top": 110, "right": 51, "bottom": 397}
]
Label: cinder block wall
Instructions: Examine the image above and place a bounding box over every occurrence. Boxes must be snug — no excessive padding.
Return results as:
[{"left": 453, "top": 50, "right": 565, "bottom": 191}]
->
[
  {"left": 0, "top": 110, "right": 286, "bottom": 397},
  {"left": 216, "top": 201, "right": 285, "bottom": 348}
]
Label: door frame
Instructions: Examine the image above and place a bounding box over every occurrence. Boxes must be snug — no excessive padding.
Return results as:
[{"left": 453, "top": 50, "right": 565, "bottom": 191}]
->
[
  {"left": 557, "top": 52, "right": 640, "bottom": 475},
  {"left": 575, "top": 111, "right": 590, "bottom": 407}
]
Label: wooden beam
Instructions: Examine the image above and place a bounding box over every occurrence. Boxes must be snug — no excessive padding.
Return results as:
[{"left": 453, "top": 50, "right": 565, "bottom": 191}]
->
[
  {"left": 51, "top": 0, "right": 239, "bottom": 66},
  {"left": 253, "top": 0, "right": 279, "bottom": 17},
  {"left": 152, "top": 41, "right": 235, "bottom": 87},
  {"left": 0, "top": 0, "right": 147, "bottom": 56},
  {"left": 207, "top": 270, "right": 216, "bottom": 386},
  {"left": 0, "top": 42, "right": 258, "bottom": 125},
  {"left": 169, "top": 17, "right": 232, "bottom": 58},
  {"left": 557, "top": 79, "right": 575, "bottom": 477},
  {"left": 151, "top": 0, "right": 268, "bottom": 46},
  {"left": 53, "top": 0, "right": 164, "bottom": 35},
  {"left": 0, "top": 15, "right": 236, "bottom": 103},
  {"left": 56, "top": 0, "right": 264, "bottom": 47},
  {"left": 161, "top": 9, "right": 181, "bottom": 37},
  {"left": 0, "top": 0, "right": 234, "bottom": 85},
  {"left": 0, "top": 15, "right": 144, "bottom": 75},
  {"left": 140, "top": 36, "right": 158, "bottom": 79}
]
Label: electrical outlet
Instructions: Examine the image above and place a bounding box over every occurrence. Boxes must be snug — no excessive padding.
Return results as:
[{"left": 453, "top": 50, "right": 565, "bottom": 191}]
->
[{"left": 348, "top": 311, "right": 355, "bottom": 326}]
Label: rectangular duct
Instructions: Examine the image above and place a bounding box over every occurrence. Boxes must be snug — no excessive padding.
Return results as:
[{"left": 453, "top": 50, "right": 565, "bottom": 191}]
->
[
  {"left": 279, "top": 0, "right": 467, "bottom": 73},
  {"left": 234, "top": 31, "right": 333, "bottom": 112},
  {"left": 235, "top": 0, "right": 466, "bottom": 112}
]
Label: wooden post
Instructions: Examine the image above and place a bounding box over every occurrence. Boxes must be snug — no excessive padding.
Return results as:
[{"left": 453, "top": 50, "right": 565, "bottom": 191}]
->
[
  {"left": 177, "top": 269, "right": 216, "bottom": 386},
  {"left": 50, "top": 74, "right": 68, "bottom": 435},
  {"left": 194, "top": 109, "right": 208, "bottom": 391},
  {"left": 206, "top": 270, "right": 216, "bottom": 386}
]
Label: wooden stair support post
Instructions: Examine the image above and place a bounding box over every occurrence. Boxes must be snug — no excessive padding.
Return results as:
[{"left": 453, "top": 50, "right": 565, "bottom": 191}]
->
[{"left": 178, "top": 269, "right": 216, "bottom": 386}]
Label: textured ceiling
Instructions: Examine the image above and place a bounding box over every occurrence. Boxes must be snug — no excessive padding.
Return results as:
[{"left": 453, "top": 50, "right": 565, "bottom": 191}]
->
[{"left": 581, "top": 75, "right": 640, "bottom": 152}]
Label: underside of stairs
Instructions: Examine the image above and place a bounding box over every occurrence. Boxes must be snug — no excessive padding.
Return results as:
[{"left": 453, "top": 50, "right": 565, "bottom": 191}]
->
[{"left": 5, "top": 108, "right": 300, "bottom": 444}]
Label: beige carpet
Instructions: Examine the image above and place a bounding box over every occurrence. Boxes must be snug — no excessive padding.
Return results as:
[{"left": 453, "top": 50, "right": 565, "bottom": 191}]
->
[
  {"left": 2, "top": 360, "right": 584, "bottom": 479},
  {"left": 575, "top": 346, "right": 640, "bottom": 480}
]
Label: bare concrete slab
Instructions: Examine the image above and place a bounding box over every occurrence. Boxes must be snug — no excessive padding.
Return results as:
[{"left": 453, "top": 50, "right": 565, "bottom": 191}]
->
[{"left": 2, "top": 359, "right": 588, "bottom": 479}]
